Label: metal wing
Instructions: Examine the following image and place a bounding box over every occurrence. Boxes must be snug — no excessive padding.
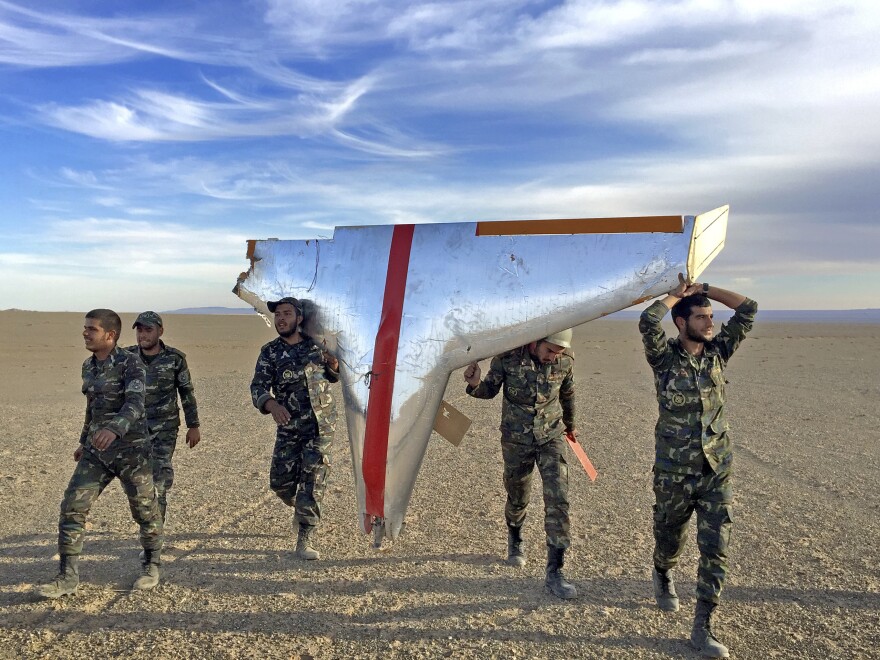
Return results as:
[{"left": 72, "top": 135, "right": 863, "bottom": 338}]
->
[{"left": 234, "top": 206, "right": 728, "bottom": 539}]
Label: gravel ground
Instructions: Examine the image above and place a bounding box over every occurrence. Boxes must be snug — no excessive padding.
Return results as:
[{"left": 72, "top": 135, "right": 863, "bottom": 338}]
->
[{"left": 0, "top": 310, "right": 877, "bottom": 659}]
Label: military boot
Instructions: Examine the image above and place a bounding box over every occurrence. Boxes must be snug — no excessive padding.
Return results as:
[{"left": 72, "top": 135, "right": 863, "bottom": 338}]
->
[
  {"left": 132, "top": 550, "right": 161, "bottom": 591},
  {"left": 506, "top": 524, "right": 526, "bottom": 567},
  {"left": 545, "top": 546, "right": 577, "bottom": 600},
  {"left": 652, "top": 566, "right": 680, "bottom": 611},
  {"left": 36, "top": 554, "right": 79, "bottom": 599},
  {"left": 690, "top": 599, "right": 729, "bottom": 658},
  {"left": 296, "top": 524, "right": 320, "bottom": 560}
]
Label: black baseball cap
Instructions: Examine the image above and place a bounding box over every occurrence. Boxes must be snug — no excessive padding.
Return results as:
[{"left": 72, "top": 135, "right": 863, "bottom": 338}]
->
[
  {"left": 267, "top": 297, "right": 303, "bottom": 313},
  {"left": 132, "top": 311, "right": 163, "bottom": 328}
]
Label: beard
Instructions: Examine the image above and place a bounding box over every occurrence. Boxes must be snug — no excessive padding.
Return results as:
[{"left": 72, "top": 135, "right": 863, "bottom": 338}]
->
[
  {"left": 685, "top": 324, "right": 711, "bottom": 343},
  {"left": 277, "top": 326, "right": 297, "bottom": 338}
]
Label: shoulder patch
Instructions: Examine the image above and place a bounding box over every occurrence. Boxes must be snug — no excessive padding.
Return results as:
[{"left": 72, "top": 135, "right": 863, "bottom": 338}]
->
[{"left": 127, "top": 379, "right": 145, "bottom": 393}]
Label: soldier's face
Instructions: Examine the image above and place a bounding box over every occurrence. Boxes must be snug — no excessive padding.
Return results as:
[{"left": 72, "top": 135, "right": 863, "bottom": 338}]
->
[
  {"left": 533, "top": 341, "right": 566, "bottom": 364},
  {"left": 684, "top": 306, "right": 714, "bottom": 343},
  {"left": 274, "top": 304, "right": 302, "bottom": 338},
  {"left": 135, "top": 324, "right": 163, "bottom": 350},
  {"left": 83, "top": 318, "right": 115, "bottom": 354}
]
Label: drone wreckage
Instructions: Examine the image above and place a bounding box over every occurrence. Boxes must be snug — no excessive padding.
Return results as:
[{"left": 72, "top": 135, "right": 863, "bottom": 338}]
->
[{"left": 234, "top": 205, "right": 729, "bottom": 543}]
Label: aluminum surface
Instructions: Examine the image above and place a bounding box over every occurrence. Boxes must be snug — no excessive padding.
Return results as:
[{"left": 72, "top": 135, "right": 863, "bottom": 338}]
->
[{"left": 234, "top": 206, "right": 729, "bottom": 539}]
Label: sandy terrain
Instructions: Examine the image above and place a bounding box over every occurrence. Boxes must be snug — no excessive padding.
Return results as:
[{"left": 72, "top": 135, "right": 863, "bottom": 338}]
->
[{"left": 0, "top": 309, "right": 877, "bottom": 659}]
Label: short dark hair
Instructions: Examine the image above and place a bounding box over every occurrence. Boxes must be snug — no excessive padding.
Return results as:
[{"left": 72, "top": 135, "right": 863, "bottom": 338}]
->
[
  {"left": 85, "top": 309, "right": 122, "bottom": 340},
  {"left": 671, "top": 294, "right": 711, "bottom": 322}
]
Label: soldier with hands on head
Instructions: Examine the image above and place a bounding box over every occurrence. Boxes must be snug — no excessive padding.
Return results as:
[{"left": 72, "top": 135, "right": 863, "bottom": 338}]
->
[
  {"left": 250, "top": 297, "right": 339, "bottom": 560},
  {"left": 36, "top": 309, "right": 163, "bottom": 599},
  {"left": 127, "top": 311, "right": 201, "bottom": 526},
  {"left": 464, "top": 329, "right": 578, "bottom": 600},
  {"left": 639, "top": 274, "right": 757, "bottom": 659}
]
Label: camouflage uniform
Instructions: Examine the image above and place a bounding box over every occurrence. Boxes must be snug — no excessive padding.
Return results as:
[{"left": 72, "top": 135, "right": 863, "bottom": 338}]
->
[
  {"left": 126, "top": 340, "right": 200, "bottom": 521},
  {"left": 59, "top": 345, "right": 163, "bottom": 556},
  {"left": 250, "top": 336, "right": 339, "bottom": 526},
  {"left": 466, "top": 346, "right": 576, "bottom": 549},
  {"left": 639, "top": 298, "right": 757, "bottom": 604}
]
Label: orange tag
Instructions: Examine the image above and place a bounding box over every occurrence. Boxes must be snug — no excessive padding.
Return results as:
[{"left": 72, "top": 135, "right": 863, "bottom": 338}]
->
[{"left": 565, "top": 431, "right": 598, "bottom": 481}]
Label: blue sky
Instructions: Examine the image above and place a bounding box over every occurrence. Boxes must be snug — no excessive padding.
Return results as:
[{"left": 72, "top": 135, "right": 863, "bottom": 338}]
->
[{"left": 1, "top": 0, "right": 878, "bottom": 312}]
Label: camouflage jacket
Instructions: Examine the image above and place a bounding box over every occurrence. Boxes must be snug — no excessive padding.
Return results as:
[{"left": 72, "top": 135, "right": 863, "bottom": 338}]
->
[
  {"left": 79, "top": 345, "right": 148, "bottom": 451},
  {"left": 639, "top": 298, "right": 758, "bottom": 475},
  {"left": 250, "top": 335, "right": 339, "bottom": 438},
  {"left": 126, "top": 341, "right": 199, "bottom": 433},
  {"left": 466, "top": 345, "right": 576, "bottom": 444}
]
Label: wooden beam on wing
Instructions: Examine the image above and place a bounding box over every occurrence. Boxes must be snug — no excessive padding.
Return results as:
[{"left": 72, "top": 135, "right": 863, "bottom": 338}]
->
[{"left": 475, "top": 215, "right": 683, "bottom": 236}]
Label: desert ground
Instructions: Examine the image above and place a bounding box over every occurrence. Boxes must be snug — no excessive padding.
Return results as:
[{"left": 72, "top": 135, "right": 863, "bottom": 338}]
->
[{"left": 0, "top": 309, "right": 877, "bottom": 659}]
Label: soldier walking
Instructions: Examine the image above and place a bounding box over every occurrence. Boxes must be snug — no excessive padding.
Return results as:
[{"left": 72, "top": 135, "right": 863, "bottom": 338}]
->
[
  {"left": 250, "top": 297, "right": 339, "bottom": 560},
  {"left": 36, "top": 309, "right": 163, "bottom": 599},
  {"left": 639, "top": 274, "right": 757, "bottom": 658},
  {"left": 464, "top": 329, "right": 578, "bottom": 599},
  {"left": 127, "top": 311, "right": 201, "bottom": 526}
]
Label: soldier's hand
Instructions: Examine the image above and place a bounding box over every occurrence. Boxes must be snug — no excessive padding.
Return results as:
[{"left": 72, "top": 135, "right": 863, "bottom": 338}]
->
[
  {"left": 669, "top": 273, "right": 691, "bottom": 298},
  {"left": 463, "top": 361, "right": 481, "bottom": 387},
  {"left": 73, "top": 446, "right": 83, "bottom": 462},
  {"left": 186, "top": 427, "right": 201, "bottom": 448},
  {"left": 322, "top": 351, "right": 339, "bottom": 371},
  {"left": 266, "top": 399, "right": 292, "bottom": 426},
  {"left": 91, "top": 429, "right": 117, "bottom": 451},
  {"left": 670, "top": 272, "right": 703, "bottom": 299}
]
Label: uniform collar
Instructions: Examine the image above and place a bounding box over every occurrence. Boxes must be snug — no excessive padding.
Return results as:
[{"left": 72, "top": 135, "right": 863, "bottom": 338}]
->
[
  {"left": 671, "top": 336, "right": 717, "bottom": 361},
  {"left": 90, "top": 344, "right": 125, "bottom": 367}
]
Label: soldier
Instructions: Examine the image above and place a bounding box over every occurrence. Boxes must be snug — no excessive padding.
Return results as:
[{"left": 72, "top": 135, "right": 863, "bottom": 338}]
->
[
  {"left": 250, "top": 297, "right": 339, "bottom": 560},
  {"left": 639, "top": 274, "right": 757, "bottom": 659},
  {"left": 36, "top": 309, "right": 163, "bottom": 599},
  {"left": 127, "top": 311, "right": 201, "bottom": 526},
  {"left": 464, "top": 329, "right": 578, "bottom": 600}
]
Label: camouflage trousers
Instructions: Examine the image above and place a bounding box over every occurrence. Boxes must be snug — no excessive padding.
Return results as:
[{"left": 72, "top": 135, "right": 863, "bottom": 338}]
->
[
  {"left": 58, "top": 446, "right": 163, "bottom": 556},
  {"left": 652, "top": 466, "right": 732, "bottom": 604},
  {"left": 501, "top": 434, "right": 570, "bottom": 549},
  {"left": 149, "top": 429, "right": 178, "bottom": 522},
  {"left": 270, "top": 427, "right": 332, "bottom": 527}
]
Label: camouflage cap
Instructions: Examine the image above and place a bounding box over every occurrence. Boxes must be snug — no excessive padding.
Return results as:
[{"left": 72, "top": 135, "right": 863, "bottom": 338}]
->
[
  {"left": 267, "top": 296, "right": 303, "bottom": 314},
  {"left": 132, "top": 311, "right": 163, "bottom": 328}
]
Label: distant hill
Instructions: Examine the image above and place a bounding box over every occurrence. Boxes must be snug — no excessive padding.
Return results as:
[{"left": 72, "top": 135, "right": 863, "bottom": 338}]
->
[
  {"left": 3, "top": 307, "right": 878, "bottom": 323},
  {"left": 162, "top": 306, "right": 255, "bottom": 315}
]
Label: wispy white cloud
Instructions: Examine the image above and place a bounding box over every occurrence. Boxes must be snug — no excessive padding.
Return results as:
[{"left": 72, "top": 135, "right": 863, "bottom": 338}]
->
[
  {"left": 0, "top": 7, "right": 136, "bottom": 67},
  {"left": 0, "top": 216, "right": 250, "bottom": 310},
  {"left": 36, "top": 73, "right": 448, "bottom": 156},
  {"left": 0, "top": 0, "right": 257, "bottom": 68},
  {"left": 59, "top": 167, "right": 111, "bottom": 189},
  {"left": 0, "top": 251, "right": 43, "bottom": 266},
  {"left": 621, "top": 40, "right": 774, "bottom": 65},
  {"left": 44, "top": 217, "right": 244, "bottom": 262},
  {"left": 40, "top": 87, "right": 320, "bottom": 142},
  {"left": 3, "top": 1, "right": 880, "bottom": 310},
  {"left": 262, "top": 0, "right": 397, "bottom": 53},
  {"left": 0, "top": 0, "right": 194, "bottom": 67}
]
